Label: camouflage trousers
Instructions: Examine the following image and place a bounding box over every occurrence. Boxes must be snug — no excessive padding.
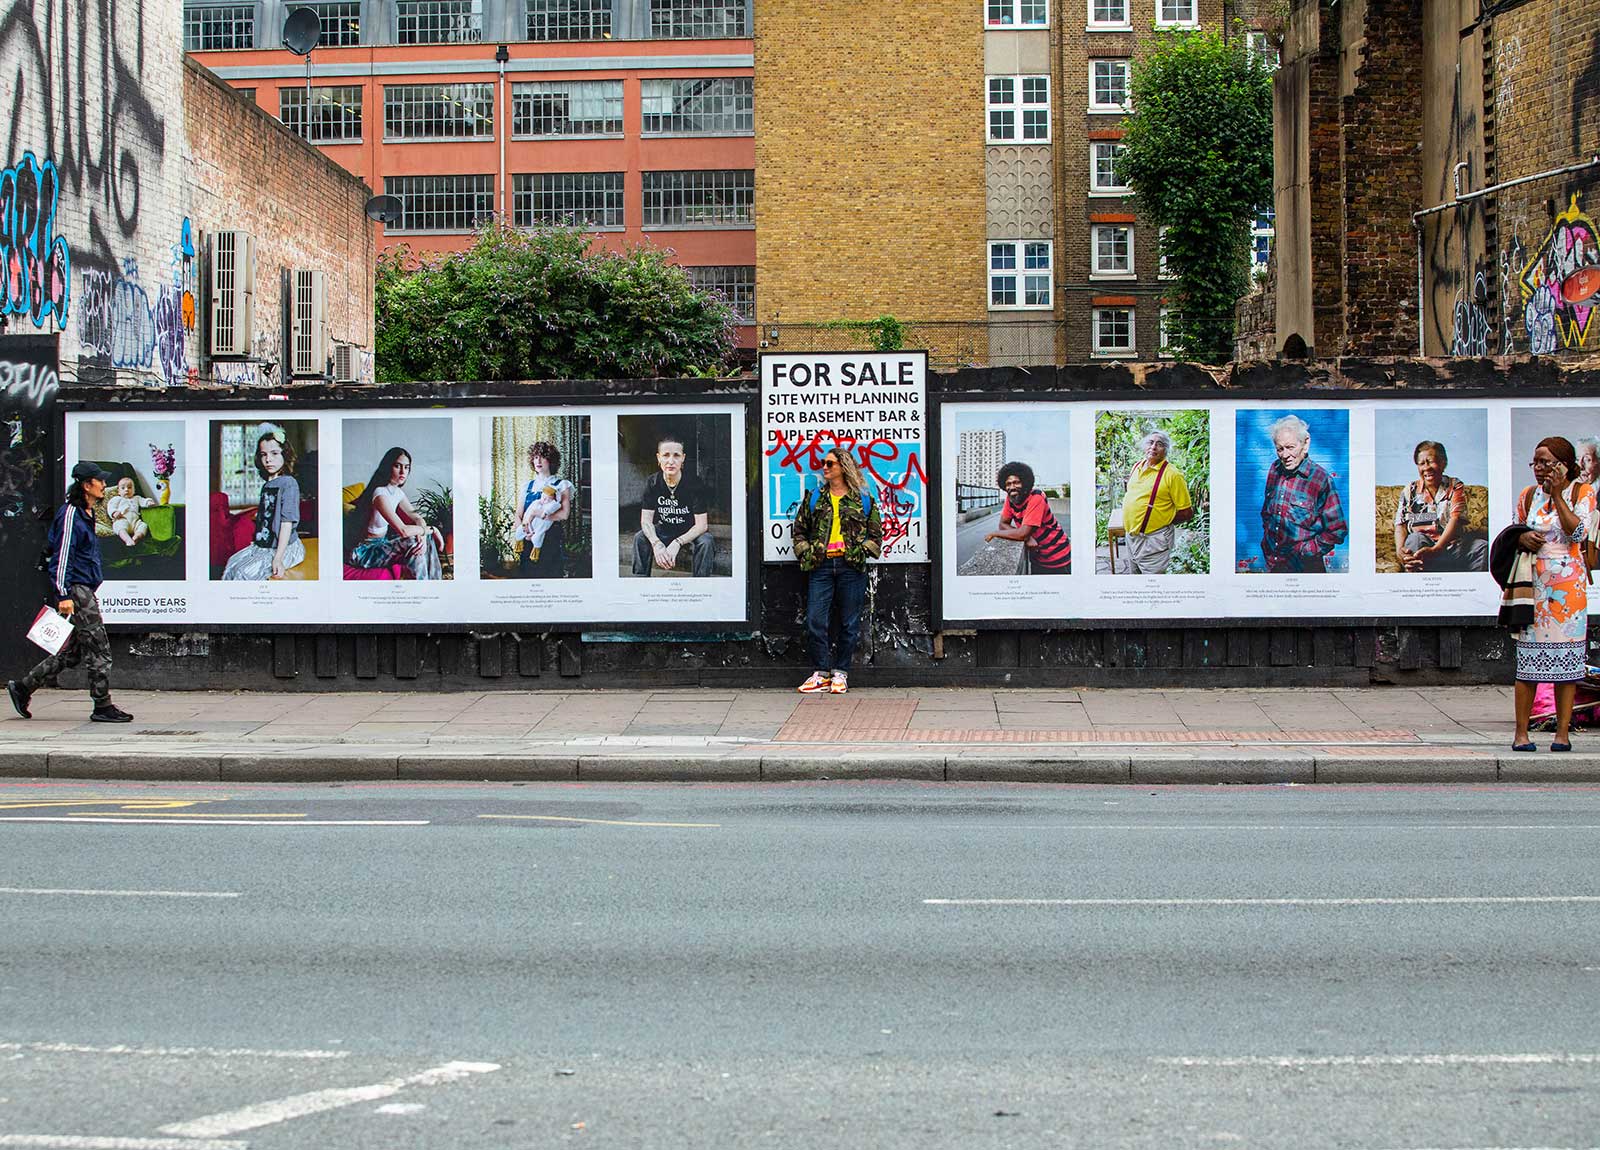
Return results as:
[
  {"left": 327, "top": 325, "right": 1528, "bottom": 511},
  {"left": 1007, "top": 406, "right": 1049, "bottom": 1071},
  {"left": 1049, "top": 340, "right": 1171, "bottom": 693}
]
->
[{"left": 21, "top": 584, "right": 112, "bottom": 705}]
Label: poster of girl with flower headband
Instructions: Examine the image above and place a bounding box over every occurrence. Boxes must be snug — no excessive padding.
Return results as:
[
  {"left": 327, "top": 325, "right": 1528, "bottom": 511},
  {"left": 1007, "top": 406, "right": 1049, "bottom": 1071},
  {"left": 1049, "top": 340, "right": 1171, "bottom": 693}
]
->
[{"left": 209, "top": 419, "right": 319, "bottom": 581}]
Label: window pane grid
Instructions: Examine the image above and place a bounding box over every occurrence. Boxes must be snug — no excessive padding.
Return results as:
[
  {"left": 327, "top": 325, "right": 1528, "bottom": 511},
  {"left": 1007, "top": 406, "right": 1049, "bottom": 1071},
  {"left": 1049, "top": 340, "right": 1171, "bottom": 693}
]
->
[
  {"left": 306, "top": 1, "right": 361, "bottom": 45},
  {"left": 384, "top": 174, "right": 495, "bottom": 232},
  {"left": 1090, "top": 0, "right": 1126, "bottom": 23},
  {"left": 1091, "top": 61, "right": 1129, "bottom": 109},
  {"left": 1094, "top": 308, "right": 1133, "bottom": 352},
  {"left": 649, "top": 1, "right": 748, "bottom": 39},
  {"left": 1158, "top": 0, "right": 1195, "bottom": 21},
  {"left": 512, "top": 172, "right": 624, "bottom": 229},
  {"left": 641, "top": 78, "right": 753, "bottom": 135},
  {"left": 990, "top": 241, "right": 1051, "bottom": 310},
  {"left": 987, "top": 0, "right": 1046, "bottom": 25},
  {"left": 184, "top": 5, "right": 255, "bottom": 50},
  {"left": 1093, "top": 225, "right": 1132, "bottom": 274},
  {"left": 1092, "top": 141, "right": 1127, "bottom": 190},
  {"left": 526, "top": 0, "right": 612, "bottom": 40},
  {"left": 279, "top": 85, "right": 363, "bottom": 143},
  {"left": 385, "top": 83, "right": 495, "bottom": 140},
  {"left": 988, "top": 74, "right": 1048, "bottom": 143},
  {"left": 641, "top": 169, "right": 754, "bottom": 227},
  {"left": 512, "top": 80, "right": 622, "bottom": 137},
  {"left": 684, "top": 265, "right": 754, "bottom": 322},
  {"left": 396, "top": 0, "right": 482, "bottom": 44}
]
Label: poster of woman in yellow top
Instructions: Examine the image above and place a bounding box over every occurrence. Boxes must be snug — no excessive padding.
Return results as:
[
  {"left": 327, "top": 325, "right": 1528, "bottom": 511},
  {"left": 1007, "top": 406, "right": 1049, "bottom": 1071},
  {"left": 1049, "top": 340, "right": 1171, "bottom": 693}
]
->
[{"left": 1094, "top": 409, "right": 1210, "bottom": 575}]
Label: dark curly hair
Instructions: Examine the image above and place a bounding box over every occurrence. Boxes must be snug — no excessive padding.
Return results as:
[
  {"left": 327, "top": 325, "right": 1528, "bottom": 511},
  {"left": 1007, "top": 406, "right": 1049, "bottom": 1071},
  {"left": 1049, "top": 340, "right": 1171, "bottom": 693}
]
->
[
  {"left": 254, "top": 430, "right": 297, "bottom": 480},
  {"left": 527, "top": 441, "right": 561, "bottom": 474},
  {"left": 996, "top": 461, "right": 1035, "bottom": 494}
]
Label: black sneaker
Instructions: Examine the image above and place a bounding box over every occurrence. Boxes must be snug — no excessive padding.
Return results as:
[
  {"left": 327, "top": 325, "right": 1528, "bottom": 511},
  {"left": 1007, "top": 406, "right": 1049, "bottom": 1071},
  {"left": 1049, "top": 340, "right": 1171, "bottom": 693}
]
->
[
  {"left": 90, "top": 704, "right": 134, "bottom": 723},
  {"left": 7, "top": 680, "right": 30, "bottom": 719}
]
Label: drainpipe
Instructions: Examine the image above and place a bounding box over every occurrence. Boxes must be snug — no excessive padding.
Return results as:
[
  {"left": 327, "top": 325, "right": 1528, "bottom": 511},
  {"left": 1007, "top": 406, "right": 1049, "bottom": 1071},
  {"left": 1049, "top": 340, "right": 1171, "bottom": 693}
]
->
[{"left": 495, "top": 43, "right": 510, "bottom": 219}]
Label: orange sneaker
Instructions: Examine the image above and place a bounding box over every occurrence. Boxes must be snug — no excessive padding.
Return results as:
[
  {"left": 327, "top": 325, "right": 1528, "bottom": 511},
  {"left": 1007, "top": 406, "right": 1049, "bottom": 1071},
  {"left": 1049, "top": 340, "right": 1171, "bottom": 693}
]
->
[{"left": 798, "top": 671, "right": 832, "bottom": 693}]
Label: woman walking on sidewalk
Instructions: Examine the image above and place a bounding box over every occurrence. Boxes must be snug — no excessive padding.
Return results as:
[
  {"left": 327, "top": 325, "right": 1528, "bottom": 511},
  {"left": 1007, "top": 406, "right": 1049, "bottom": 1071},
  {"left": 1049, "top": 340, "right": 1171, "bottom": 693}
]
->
[
  {"left": 793, "top": 449, "right": 883, "bottom": 695},
  {"left": 8, "top": 462, "right": 133, "bottom": 723}
]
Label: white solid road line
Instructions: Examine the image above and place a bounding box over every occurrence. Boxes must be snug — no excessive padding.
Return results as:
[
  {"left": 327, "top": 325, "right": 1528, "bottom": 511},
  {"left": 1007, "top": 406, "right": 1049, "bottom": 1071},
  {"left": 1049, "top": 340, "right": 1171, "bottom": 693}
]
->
[
  {"left": 0, "top": 818, "right": 429, "bottom": 826},
  {"left": 0, "top": 1041, "right": 348, "bottom": 1060},
  {"left": 925, "top": 897, "right": 1600, "bottom": 907},
  {"left": 0, "top": 888, "right": 240, "bottom": 899},
  {"left": 1153, "top": 1053, "right": 1600, "bottom": 1067},
  {"left": 0, "top": 1137, "right": 247, "bottom": 1150},
  {"left": 159, "top": 1060, "right": 501, "bottom": 1138}
]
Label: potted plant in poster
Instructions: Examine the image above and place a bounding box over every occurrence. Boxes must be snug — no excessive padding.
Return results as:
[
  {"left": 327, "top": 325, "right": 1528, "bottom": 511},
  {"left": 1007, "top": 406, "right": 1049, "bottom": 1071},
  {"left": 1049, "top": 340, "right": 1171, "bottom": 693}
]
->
[{"left": 415, "top": 483, "right": 453, "bottom": 556}]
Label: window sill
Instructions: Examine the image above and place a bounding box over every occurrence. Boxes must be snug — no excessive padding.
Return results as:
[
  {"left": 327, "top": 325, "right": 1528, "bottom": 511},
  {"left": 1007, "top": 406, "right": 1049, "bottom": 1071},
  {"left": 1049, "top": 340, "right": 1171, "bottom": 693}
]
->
[
  {"left": 384, "top": 136, "right": 498, "bottom": 145},
  {"left": 1085, "top": 23, "right": 1133, "bottom": 31},
  {"left": 511, "top": 133, "right": 625, "bottom": 141},
  {"left": 1088, "top": 188, "right": 1131, "bottom": 197},
  {"left": 640, "top": 130, "right": 756, "bottom": 139},
  {"left": 1089, "top": 272, "right": 1136, "bottom": 280},
  {"left": 1091, "top": 349, "right": 1137, "bottom": 358},
  {"left": 640, "top": 223, "right": 756, "bottom": 231},
  {"left": 988, "top": 304, "right": 1055, "bottom": 312},
  {"left": 1155, "top": 20, "right": 1200, "bottom": 28},
  {"left": 521, "top": 223, "right": 627, "bottom": 233},
  {"left": 987, "top": 138, "right": 1052, "bottom": 146},
  {"left": 985, "top": 22, "right": 1051, "bottom": 30},
  {"left": 1087, "top": 106, "right": 1130, "bottom": 115}
]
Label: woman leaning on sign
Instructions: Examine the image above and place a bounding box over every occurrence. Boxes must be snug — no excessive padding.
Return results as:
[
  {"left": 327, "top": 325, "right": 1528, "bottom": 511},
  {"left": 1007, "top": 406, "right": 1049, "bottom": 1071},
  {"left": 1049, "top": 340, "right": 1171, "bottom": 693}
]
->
[{"left": 792, "top": 449, "right": 883, "bottom": 695}]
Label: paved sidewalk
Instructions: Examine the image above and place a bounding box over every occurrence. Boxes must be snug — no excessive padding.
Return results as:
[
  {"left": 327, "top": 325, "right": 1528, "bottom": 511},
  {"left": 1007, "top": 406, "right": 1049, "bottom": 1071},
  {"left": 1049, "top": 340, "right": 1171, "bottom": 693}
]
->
[{"left": 1, "top": 684, "right": 1594, "bottom": 783}]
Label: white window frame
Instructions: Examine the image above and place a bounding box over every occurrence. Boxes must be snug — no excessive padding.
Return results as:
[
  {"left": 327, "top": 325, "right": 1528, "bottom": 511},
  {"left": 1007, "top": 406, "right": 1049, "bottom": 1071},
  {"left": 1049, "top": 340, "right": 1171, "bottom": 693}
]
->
[
  {"left": 1089, "top": 60, "right": 1131, "bottom": 112},
  {"left": 986, "top": 75, "right": 1050, "bottom": 144},
  {"left": 988, "top": 240, "right": 1053, "bottom": 311},
  {"left": 1091, "top": 224, "right": 1134, "bottom": 278},
  {"left": 1247, "top": 31, "right": 1281, "bottom": 69},
  {"left": 1158, "top": 307, "right": 1179, "bottom": 358},
  {"left": 1089, "top": 140, "right": 1128, "bottom": 195},
  {"left": 1092, "top": 307, "right": 1136, "bottom": 357},
  {"left": 1158, "top": 226, "right": 1175, "bottom": 279},
  {"left": 1155, "top": 0, "right": 1197, "bottom": 26},
  {"left": 985, "top": 0, "right": 1048, "bottom": 28},
  {"left": 1085, "top": 0, "right": 1129, "bottom": 30}
]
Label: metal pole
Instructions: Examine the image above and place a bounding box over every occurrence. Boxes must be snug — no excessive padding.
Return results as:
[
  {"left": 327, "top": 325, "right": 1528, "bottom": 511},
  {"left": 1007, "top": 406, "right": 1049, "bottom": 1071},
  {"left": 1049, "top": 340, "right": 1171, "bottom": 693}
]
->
[{"left": 304, "top": 51, "right": 313, "bottom": 140}]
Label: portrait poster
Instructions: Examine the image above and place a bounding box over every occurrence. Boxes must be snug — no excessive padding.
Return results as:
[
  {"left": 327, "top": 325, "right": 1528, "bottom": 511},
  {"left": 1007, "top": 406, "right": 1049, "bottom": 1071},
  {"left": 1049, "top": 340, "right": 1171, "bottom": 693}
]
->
[
  {"left": 76, "top": 416, "right": 187, "bottom": 584},
  {"left": 760, "top": 351, "right": 927, "bottom": 563},
  {"left": 1375, "top": 408, "right": 1489, "bottom": 575},
  {"left": 1233, "top": 408, "right": 1351, "bottom": 576}
]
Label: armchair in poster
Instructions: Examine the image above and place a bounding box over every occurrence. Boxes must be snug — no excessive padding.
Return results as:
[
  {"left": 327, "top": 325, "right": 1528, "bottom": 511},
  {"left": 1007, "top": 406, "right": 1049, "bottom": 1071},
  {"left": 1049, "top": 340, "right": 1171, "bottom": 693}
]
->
[
  {"left": 936, "top": 397, "right": 1589, "bottom": 625},
  {"left": 760, "top": 352, "right": 928, "bottom": 563},
  {"left": 66, "top": 403, "right": 749, "bottom": 628}
]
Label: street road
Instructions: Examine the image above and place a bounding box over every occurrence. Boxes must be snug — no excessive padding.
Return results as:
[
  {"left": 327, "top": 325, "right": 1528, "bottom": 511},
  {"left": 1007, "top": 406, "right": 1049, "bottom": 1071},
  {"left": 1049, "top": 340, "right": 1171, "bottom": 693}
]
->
[{"left": 3, "top": 780, "right": 1599, "bottom": 1148}]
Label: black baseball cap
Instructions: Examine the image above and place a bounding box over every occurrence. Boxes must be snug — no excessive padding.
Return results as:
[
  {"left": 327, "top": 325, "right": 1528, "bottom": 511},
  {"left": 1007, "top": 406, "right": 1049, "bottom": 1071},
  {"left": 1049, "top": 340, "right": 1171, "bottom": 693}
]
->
[{"left": 70, "top": 461, "right": 113, "bottom": 483}]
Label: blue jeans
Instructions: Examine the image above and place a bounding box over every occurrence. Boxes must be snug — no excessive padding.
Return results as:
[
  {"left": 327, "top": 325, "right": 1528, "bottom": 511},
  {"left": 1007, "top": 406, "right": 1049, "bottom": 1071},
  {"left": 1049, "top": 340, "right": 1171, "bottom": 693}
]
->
[{"left": 806, "top": 558, "right": 868, "bottom": 673}]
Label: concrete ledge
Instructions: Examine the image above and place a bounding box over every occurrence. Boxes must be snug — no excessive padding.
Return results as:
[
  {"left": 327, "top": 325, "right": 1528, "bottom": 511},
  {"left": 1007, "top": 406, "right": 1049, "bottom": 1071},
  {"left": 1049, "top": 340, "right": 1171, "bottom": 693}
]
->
[
  {"left": 219, "top": 755, "right": 398, "bottom": 782},
  {"left": 1313, "top": 756, "right": 1499, "bottom": 783},
  {"left": 577, "top": 755, "right": 762, "bottom": 782},
  {"left": 1131, "top": 756, "right": 1315, "bottom": 785},
  {"left": 48, "top": 752, "right": 222, "bottom": 781},
  {"left": 398, "top": 755, "right": 579, "bottom": 781},
  {"left": 0, "top": 751, "right": 49, "bottom": 777},
  {"left": 760, "top": 755, "right": 946, "bottom": 781},
  {"left": 1496, "top": 754, "right": 1600, "bottom": 782},
  {"left": 946, "top": 756, "right": 1132, "bottom": 783}
]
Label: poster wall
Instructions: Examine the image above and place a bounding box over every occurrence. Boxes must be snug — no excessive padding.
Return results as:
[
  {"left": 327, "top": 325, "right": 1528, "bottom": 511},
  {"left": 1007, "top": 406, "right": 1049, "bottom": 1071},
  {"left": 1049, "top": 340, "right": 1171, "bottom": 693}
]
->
[
  {"left": 67, "top": 403, "right": 748, "bottom": 628},
  {"left": 936, "top": 396, "right": 1590, "bottom": 624},
  {"left": 761, "top": 352, "right": 927, "bottom": 563}
]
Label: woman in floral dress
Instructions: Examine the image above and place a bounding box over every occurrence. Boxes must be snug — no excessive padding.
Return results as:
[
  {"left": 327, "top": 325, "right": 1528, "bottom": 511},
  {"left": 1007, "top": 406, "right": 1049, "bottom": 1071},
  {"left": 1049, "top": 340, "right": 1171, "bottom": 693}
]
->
[{"left": 1512, "top": 436, "right": 1595, "bottom": 751}]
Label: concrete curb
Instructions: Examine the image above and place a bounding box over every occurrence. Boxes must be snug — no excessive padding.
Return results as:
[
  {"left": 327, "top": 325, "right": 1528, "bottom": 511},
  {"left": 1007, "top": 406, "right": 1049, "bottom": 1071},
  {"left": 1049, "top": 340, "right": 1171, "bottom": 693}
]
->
[{"left": 5, "top": 748, "right": 1600, "bottom": 783}]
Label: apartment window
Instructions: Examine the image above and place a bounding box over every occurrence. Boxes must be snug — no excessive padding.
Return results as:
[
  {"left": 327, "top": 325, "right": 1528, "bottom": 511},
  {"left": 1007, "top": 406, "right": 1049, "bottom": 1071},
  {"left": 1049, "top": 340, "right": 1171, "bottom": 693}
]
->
[
  {"left": 1252, "top": 206, "right": 1275, "bottom": 269},
  {"left": 526, "top": 0, "right": 612, "bottom": 40},
  {"left": 988, "top": 241, "right": 1052, "bottom": 310},
  {"left": 385, "top": 83, "right": 495, "bottom": 140},
  {"left": 1092, "top": 225, "right": 1134, "bottom": 277},
  {"left": 1090, "top": 141, "right": 1128, "bottom": 193},
  {"left": 1159, "top": 226, "right": 1175, "bottom": 279},
  {"left": 384, "top": 175, "right": 495, "bottom": 232},
  {"left": 649, "top": 0, "right": 748, "bottom": 39},
  {"left": 1156, "top": 0, "right": 1196, "bottom": 25},
  {"left": 513, "top": 172, "right": 624, "bottom": 229},
  {"left": 685, "top": 265, "right": 755, "bottom": 322},
  {"left": 184, "top": 5, "right": 255, "bottom": 50},
  {"left": 278, "top": 86, "right": 363, "bottom": 143},
  {"left": 1093, "top": 307, "right": 1135, "bottom": 356},
  {"left": 1247, "top": 31, "right": 1281, "bottom": 69},
  {"left": 306, "top": 1, "right": 361, "bottom": 45},
  {"left": 1090, "top": 60, "right": 1130, "bottom": 111},
  {"left": 641, "top": 78, "right": 753, "bottom": 135},
  {"left": 1159, "top": 308, "right": 1179, "bottom": 358},
  {"left": 396, "top": 0, "right": 482, "bottom": 43},
  {"left": 986, "top": 0, "right": 1046, "bottom": 27},
  {"left": 987, "top": 75, "right": 1049, "bottom": 143},
  {"left": 512, "top": 81, "right": 622, "bottom": 136},
  {"left": 1087, "top": 0, "right": 1128, "bottom": 28},
  {"left": 642, "top": 170, "right": 754, "bottom": 227}
]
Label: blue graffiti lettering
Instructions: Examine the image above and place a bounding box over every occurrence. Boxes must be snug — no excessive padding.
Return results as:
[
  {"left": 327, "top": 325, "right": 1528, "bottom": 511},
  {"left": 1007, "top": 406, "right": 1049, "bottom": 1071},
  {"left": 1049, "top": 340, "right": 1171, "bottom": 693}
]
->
[
  {"left": 0, "top": 152, "right": 72, "bottom": 328},
  {"left": 109, "top": 260, "right": 156, "bottom": 369}
]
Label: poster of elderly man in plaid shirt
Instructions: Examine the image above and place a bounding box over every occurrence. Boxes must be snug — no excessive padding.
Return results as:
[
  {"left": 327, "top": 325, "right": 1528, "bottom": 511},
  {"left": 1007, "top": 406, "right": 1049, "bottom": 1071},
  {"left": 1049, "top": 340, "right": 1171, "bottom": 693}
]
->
[{"left": 1236, "top": 410, "right": 1350, "bottom": 574}]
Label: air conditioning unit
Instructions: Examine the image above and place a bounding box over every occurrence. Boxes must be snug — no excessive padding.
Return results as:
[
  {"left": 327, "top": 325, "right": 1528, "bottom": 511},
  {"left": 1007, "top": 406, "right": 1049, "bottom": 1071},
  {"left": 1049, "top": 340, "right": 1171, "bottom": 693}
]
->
[
  {"left": 209, "top": 231, "right": 255, "bottom": 357},
  {"left": 290, "top": 269, "right": 328, "bottom": 378},
  {"left": 332, "top": 342, "right": 358, "bottom": 383}
]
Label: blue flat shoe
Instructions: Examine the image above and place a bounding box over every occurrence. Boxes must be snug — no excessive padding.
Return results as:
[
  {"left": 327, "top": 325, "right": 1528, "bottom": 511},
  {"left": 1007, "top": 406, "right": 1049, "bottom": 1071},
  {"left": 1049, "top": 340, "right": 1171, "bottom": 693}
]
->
[
  {"left": 1512, "top": 742, "right": 1538, "bottom": 752},
  {"left": 1551, "top": 742, "right": 1572, "bottom": 752}
]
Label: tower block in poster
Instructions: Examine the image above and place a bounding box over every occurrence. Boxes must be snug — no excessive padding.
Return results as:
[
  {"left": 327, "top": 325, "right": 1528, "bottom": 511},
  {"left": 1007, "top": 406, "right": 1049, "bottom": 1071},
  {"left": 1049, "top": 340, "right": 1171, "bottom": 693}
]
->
[{"left": 760, "top": 352, "right": 928, "bottom": 563}]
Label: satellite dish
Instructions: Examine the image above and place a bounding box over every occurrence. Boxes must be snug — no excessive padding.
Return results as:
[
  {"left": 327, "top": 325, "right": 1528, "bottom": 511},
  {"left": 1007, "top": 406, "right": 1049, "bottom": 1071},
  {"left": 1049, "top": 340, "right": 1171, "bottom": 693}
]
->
[
  {"left": 282, "top": 7, "right": 321, "bottom": 55},
  {"left": 364, "top": 195, "right": 403, "bottom": 224}
]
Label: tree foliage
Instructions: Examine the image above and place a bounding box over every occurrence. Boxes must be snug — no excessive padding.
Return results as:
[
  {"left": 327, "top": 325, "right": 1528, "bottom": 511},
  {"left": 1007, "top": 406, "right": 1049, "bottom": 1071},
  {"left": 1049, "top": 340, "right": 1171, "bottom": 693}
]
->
[
  {"left": 1119, "top": 27, "right": 1274, "bottom": 363},
  {"left": 375, "top": 222, "right": 741, "bottom": 382}
]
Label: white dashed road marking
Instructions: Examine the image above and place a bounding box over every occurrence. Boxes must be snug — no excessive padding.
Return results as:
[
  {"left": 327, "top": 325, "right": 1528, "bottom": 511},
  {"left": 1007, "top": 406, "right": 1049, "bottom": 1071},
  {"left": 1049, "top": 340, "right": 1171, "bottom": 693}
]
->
[
  {"left": 1152, "top": 1053, "right": 1600, "bottom": 1067},
  {"left": 0, "top": 1137, "right": 247, "bottom": 1150},
  {"left": 0, "top": 1041, "right": 347, "bottom": 1060},
  {"left": 0, "top": 888, "right": 240, "bottom": 899},
  {"left": 925, "top": 897, "right": 1600, "bottom": 907}
]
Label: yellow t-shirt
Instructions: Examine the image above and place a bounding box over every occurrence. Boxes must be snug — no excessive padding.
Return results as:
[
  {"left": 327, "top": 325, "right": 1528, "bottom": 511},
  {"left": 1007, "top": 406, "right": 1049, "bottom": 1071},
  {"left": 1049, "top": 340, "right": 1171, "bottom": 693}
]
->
[
  {"left": 1121, "top": 460, "right": 1191, "bottom": 535},
  {"left": 826, "top": 493, "right": 845, "bottom": 555}
]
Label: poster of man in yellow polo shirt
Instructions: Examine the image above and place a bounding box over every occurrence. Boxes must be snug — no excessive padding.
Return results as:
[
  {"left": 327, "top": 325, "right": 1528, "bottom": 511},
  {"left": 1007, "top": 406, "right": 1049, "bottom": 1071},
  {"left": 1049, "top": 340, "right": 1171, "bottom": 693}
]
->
[{"left": 1095, "top": 409, "right": 1210, "bottom": 575}]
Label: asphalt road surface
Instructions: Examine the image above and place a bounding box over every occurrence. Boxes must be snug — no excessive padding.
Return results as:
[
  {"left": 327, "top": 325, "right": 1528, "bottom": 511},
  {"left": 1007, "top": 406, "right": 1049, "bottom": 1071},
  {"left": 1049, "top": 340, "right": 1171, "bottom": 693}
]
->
[{"left": 3, "top": 779, "right": 1600, "bottom": 1149}]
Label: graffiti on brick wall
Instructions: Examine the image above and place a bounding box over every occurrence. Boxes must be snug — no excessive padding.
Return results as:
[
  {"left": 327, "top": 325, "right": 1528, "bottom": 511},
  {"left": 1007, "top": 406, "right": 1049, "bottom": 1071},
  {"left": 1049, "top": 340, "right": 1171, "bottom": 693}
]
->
[
  {"left": 1574, "top": 31, "right": 1600, "bottom": 158},
  {"left": 0, "top": 152, "right": 71, "bottom": 328},
  {"left": 154, "top": 284, "right": 186, "bottom": 385},
  {"left": 76, "top": 258, "right": 158, "bottom": 370},
  {"left": 171, "top": 219, "right": 195, "bottom": 332},
  {"left": 1500, "top": 238, "right": 1526, "bottom": 355},
  {"left": 0, "top": 351, "right": 57, "bottom": 411},
  {"left": 0, "top": 336, "right": 56, "bottom": 523},
  {"left": 212, "top": 361, "right": 261, "bottom": 387},
  {"left": 1516, "top": 194, "right": 1600, "bottom": 354},
  {"left": 1451, "top": 270, "right": 1491, "bottom": 357},
  {"left": 1495, "top": 35, "right": 1522, "bottom": 116}
]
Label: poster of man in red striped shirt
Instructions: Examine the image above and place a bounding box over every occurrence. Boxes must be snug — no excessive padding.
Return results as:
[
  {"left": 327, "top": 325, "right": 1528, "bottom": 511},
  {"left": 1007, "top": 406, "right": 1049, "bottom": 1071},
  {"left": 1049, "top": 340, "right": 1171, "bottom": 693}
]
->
[{"left": 951, "top": 409, "right": 1071, "bottom": 577}]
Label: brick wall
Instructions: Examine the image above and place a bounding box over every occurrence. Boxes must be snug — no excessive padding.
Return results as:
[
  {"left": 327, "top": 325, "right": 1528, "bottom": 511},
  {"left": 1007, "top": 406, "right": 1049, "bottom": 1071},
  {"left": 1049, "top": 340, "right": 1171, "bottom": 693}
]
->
[{"left": 183, "top": 58, "right": 375, "bottom": 385}]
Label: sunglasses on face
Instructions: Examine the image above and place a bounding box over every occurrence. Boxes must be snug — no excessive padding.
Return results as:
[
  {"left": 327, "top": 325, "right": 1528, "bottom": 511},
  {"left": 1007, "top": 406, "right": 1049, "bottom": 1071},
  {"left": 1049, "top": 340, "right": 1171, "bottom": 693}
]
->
[{"left": 820, "top": 458, "right": 839, "bottom": 469}]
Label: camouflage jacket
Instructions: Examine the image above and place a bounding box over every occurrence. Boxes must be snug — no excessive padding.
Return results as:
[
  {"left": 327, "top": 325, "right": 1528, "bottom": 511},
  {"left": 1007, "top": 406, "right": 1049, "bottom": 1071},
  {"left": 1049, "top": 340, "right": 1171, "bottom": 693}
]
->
[{"left": 792, "top": 485, "right": 884, "bottom": 572}]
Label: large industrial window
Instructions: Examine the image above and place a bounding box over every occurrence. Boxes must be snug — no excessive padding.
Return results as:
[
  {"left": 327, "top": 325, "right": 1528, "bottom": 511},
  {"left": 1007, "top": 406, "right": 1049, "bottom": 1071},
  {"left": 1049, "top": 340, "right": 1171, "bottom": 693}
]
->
[
  {"left": 396, "top": 0, "right": 482, "bottom": 43},
  {"left": 184, "top": 5, "right": 255, "bottom": 50},
  {"left": 640, "top": 78, "right": 753, "bottom": 135},
  {"left": 384, "top": 83, "right": 495, "bottom": 140},
  {"left": 684, "top": 266, "right": 754, "bottom": 322},
  {"left": 513, "top": 173, "right": 625, "bottom": 229},
  {"left": 526, "top": 0, "right": 612, "bottom": 40},
  {"left": 512, "top": 81, "right": 623, "bottom": 137},
  {"left": 384, "top": 175, "right": 495, "bottom": 232},
  {"left": 649, "top": 0, "right": 747, "bottom": 39},
  {"left": 279, "top": 86, "right": 364, "bottom": 143},
  {"left": 305, "top": 1, "right": 361, "bottom": 44},
  {"left": 641, "top": 170, "right": 754, "bottom": 227}
]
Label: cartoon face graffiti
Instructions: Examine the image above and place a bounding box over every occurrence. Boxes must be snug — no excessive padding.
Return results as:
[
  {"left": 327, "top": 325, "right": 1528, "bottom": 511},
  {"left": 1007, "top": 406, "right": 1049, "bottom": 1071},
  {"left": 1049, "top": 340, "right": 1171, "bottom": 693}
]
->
[{"left": 1519, "top": 193, "right": 1600, "bottom": 352}]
